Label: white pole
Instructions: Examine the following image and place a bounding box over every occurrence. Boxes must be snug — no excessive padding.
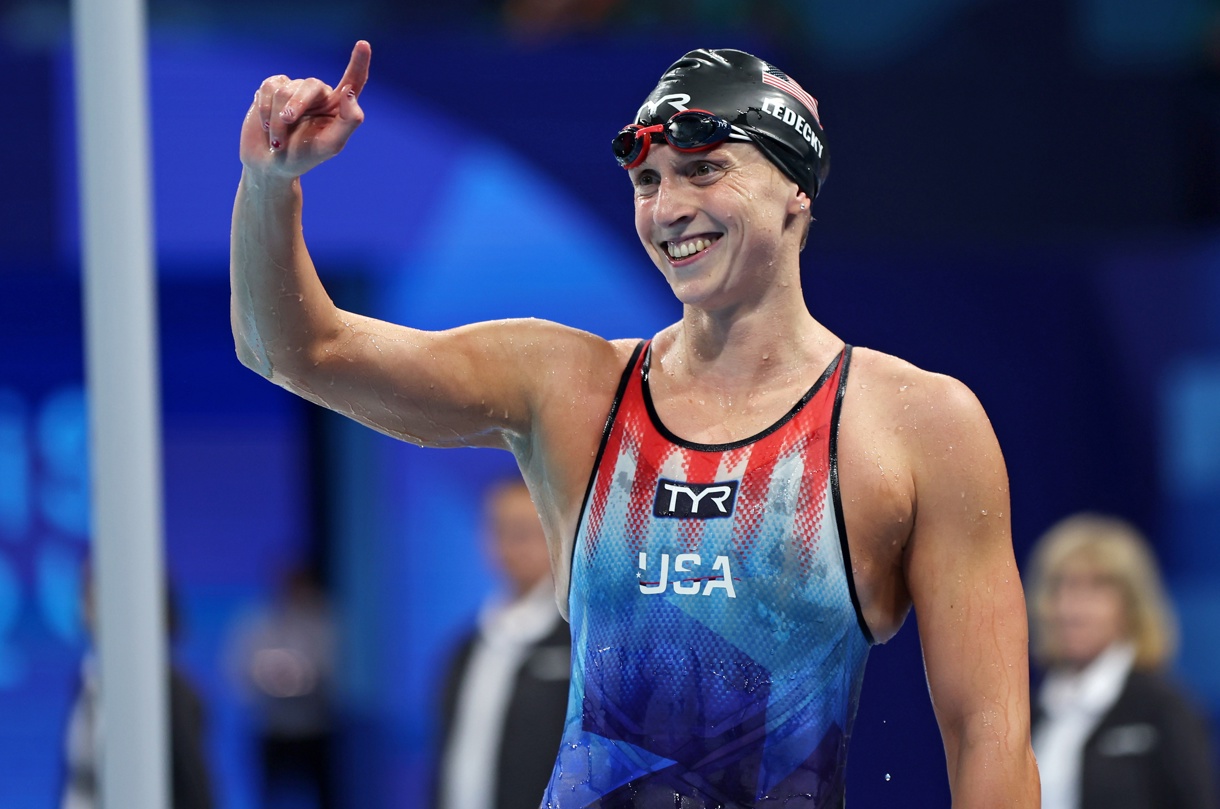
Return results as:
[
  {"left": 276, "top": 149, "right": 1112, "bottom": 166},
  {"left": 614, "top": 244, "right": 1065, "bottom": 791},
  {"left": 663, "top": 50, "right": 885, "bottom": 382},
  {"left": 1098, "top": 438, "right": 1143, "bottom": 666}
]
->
[{"left": 70, "top": 0, "right": 169, "bottom": 806}]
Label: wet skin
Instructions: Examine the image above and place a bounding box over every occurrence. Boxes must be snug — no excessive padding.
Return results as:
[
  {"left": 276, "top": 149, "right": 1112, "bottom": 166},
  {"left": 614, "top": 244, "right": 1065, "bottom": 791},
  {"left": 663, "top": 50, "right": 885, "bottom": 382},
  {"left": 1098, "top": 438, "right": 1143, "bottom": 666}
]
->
[
  {"left": 231, "top": 40, "right": 1039, "bottom": 807},
  {"left": 629, "top": 143, "right": 796, "bottom": 313}
]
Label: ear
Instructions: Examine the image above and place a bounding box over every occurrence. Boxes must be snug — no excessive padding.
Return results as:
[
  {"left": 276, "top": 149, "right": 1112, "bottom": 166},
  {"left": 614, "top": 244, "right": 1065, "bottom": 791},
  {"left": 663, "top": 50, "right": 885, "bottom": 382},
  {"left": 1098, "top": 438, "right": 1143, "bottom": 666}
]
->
[{"left": 787, "top": 187, "right": 811, "bottom": 216}]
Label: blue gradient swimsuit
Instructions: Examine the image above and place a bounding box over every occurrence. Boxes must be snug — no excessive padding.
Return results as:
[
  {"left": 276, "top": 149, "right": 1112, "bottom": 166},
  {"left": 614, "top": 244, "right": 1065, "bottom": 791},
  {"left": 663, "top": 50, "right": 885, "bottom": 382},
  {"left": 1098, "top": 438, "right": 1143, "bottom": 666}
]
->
[{"left": 543, "top": 342, "right": 873, "bottom": 808}]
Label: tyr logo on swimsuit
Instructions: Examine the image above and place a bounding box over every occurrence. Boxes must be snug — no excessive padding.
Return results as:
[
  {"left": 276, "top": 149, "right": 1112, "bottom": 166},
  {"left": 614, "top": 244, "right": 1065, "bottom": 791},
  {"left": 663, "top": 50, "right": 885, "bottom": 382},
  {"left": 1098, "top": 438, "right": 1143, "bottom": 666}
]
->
[{"left": 653, "top": 478, "right": 739, "bottom": 519}]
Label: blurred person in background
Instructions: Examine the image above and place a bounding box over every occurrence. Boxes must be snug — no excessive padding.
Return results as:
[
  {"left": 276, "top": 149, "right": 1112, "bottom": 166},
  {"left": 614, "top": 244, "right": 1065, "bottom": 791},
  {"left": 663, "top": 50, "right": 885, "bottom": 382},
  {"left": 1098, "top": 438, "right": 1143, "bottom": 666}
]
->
[
  {"left": 433, "top": 477, "right": 570, "bottom": 809},
  {"left": 1027, "top": 513, "right": 1218, "bottom": 809},
  {"left": 61, "top": 566, "right": 214, "bottom": 809},
  {"left": 227, "top": 565, "right": 337, "bottom": 809}
]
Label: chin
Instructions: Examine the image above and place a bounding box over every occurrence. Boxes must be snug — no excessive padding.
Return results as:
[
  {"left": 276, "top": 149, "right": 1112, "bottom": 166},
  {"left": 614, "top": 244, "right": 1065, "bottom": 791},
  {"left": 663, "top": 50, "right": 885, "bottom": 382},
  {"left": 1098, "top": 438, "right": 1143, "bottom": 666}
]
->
[
  {"left": 667, "top": 281, "right": 723, "bottom": 310},
  {"left": 1059, "top": 646, "right": 1106, "bottom": 669}
]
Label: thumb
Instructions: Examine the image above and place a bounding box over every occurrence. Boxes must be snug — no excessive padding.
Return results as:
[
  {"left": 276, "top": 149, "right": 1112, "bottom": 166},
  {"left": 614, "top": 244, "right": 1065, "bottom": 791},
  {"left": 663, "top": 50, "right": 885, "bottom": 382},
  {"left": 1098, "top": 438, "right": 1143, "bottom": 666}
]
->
[
  {"left": 326, "top": 84, "right": 366, "bottom": 151},
  {"left": 337, "top": 83, "right": 365, "bottom": 127}
]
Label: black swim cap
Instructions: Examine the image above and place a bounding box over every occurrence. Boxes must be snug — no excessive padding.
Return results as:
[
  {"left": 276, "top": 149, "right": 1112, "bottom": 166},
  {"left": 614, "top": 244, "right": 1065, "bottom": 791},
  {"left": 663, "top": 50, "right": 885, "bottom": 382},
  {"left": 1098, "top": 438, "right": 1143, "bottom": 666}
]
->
[{"left": 630, "top": 49, "right": 829, "bottom": 200}]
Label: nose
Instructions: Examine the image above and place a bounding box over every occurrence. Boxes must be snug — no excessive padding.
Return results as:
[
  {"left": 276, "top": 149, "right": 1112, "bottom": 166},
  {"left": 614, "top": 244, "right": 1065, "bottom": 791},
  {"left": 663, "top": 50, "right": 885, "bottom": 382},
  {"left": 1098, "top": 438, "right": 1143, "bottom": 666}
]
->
[{"left": 650, "top": 174, "right": 697, "bottom": 230}]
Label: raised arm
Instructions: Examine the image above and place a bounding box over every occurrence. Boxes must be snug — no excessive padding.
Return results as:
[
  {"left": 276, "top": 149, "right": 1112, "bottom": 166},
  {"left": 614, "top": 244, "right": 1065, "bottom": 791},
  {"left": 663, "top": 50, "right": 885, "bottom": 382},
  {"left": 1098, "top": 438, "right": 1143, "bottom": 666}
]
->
[
  {"left": 903, "top": 376, "right": 1040, "bottom": 808},
  {"left": 231, "top": 41, "right": 371, "bottom": 384},
  {"left": 230, "top": 42, "right": 611, "bottom": 451}
]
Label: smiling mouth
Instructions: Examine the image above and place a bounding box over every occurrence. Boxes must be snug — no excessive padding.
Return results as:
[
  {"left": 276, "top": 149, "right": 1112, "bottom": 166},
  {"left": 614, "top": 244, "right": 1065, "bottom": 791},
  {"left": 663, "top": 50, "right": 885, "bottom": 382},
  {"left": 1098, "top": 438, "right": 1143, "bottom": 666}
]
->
[{"left": 665, "top": 235, "right": 721, "bottom": 261}]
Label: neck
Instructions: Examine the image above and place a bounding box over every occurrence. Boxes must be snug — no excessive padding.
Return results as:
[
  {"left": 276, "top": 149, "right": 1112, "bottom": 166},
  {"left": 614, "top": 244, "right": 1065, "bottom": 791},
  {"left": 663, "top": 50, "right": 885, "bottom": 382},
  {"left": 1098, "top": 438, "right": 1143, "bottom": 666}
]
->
[
  {"left": 1060, "top": 640, "right": 1136, "bottom": 676},
  {"left": 669, "top": 285, "right": 836, "bottom": 388}
]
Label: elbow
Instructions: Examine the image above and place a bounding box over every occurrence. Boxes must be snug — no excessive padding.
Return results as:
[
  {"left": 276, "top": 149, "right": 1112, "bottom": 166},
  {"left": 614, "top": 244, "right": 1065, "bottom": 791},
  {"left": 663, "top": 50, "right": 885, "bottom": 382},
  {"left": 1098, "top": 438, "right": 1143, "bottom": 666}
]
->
[
  {"left": 235, "top": 341, "right": 273, "bottom": 379},
  {"left": 229, "top": 298, "right": 346, "bottom": 394},
  {"left": 233, "top": 324, "right": 337, "bottom": 395},
  {"left": 232, "top": 321, "right": 275, "bottom": 379}
]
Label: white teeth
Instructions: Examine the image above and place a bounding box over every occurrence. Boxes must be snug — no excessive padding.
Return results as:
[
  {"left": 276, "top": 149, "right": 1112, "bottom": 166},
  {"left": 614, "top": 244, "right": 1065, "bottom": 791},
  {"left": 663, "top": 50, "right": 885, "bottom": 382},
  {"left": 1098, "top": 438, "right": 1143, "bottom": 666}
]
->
[{"left": 667, "top": 237, "right": 713, "bottom": 259}]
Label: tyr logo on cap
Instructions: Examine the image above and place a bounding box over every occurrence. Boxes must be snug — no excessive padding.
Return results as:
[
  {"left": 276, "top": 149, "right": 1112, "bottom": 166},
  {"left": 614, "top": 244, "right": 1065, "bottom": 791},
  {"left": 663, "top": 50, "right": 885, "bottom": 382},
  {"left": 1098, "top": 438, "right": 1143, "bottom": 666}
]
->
[{"left": 637, "top": 93, "right": 691, "bottom": 122}]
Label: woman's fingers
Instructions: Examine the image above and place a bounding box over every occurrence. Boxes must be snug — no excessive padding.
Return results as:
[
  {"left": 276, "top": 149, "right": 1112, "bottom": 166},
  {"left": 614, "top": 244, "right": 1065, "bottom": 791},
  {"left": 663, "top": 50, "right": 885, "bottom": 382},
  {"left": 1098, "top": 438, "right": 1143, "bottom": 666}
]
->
[
  {"left": 270, "top": 78, "right": 333, "bottom": 150},
  {"left": 243, "top": 43, "right": 370, "bottom": 171},
  {"left": 255, "top": 74, "right": 289, "bottom": 139},
  {"left": 328, "top": 83, "right": 366, "bottom": 151},
  {"left": 335, "top": 41, "right": 372, "bottom": 100}
]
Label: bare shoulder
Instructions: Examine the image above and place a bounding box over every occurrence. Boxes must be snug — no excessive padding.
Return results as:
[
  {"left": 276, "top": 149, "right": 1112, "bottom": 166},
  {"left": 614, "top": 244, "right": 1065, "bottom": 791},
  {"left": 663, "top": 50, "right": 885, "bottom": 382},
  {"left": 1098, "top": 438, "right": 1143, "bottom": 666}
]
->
[
  {"left": 417, "top": 316, "right": 640, "bottom": 406},
  {"left": 845, "top": 346, "right": 994, "bottom": 451},
  {"left": 504, "top": 319, "right": 641, "bottom": 398},
  {"left": 852, "top": 351, "right": 1032, "bottom": 803},
  {"left": 535, "top": 321, "right": 642, "bottom": 370},
  {"left": 507, "top": 326, "right": 645, "bottom": 599},
  {"left": 497, "top": 319, "right": 642, "bottom": 477},
  {"left": 456, "top": 318, "right": 643, "bottom": 456},
  {"left": 847, "top": 347, "right": 982, "bottom": 409},
  {"left": 442, "top": 316, "right": 635, "bottom": 362},
  {"left": 837, "top": 347, "right": 1010, "bottom": 641},
  {"left": 846, "top": 347, "right": 1008, "bottom": 527}
]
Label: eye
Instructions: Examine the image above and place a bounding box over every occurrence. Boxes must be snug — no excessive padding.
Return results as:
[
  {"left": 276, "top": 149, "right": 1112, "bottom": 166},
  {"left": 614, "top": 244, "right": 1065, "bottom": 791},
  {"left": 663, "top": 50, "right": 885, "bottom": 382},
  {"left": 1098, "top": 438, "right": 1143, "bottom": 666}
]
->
[
  {"left": 632, "top": 170, "right": 660, "bottom": 196},
  {"left": 689, "top": 161, "right": 722, "bottom": 183}
]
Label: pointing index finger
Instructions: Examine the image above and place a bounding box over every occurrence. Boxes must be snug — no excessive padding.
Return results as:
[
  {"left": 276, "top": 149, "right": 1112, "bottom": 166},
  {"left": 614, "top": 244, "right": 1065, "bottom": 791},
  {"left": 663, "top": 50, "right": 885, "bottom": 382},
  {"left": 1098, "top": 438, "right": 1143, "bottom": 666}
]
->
[{"left": 336, "top": 40, "right": 371, "bottom": 99}]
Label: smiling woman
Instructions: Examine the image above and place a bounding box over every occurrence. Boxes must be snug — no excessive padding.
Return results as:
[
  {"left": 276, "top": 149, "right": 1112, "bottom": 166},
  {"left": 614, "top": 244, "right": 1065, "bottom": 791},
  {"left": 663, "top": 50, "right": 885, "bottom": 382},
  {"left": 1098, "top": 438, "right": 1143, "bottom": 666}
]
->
[
  {"left": 626, "top": 141, "right": 805, "bottom": 317},
  {"left": 231, "top": 40, "right": 1038, "bottom": 808},
  {"left": 614, "top": 50, "right": 829, "bottom": 201}
]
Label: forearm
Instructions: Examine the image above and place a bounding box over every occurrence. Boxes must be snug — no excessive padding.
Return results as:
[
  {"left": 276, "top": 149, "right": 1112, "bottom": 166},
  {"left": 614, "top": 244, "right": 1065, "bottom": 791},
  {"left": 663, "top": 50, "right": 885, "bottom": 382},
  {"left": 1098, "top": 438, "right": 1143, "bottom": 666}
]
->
[
  {"left": 948, "top": 725, "right": 1040, "bottom": 809},
  {"left": 229, "top": 170, "right": 338, "bottom": 382},
  {"left": 937, "top": 637, "right": 1041, "bottom": 808}
]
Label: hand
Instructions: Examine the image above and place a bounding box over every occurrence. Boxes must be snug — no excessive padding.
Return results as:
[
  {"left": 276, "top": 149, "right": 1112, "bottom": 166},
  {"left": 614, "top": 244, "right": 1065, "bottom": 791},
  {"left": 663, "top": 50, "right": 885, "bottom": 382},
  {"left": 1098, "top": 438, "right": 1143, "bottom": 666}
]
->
[{"left": 240, "top": 40, "right": 371, "bottom": 178}]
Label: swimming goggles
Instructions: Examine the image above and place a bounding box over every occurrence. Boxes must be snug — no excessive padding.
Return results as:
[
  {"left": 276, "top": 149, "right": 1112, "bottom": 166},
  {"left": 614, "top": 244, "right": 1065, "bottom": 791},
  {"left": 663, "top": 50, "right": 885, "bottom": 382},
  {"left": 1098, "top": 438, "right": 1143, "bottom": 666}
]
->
[{"left": 612, "top": 109, "right": 743, "bottom": 169}]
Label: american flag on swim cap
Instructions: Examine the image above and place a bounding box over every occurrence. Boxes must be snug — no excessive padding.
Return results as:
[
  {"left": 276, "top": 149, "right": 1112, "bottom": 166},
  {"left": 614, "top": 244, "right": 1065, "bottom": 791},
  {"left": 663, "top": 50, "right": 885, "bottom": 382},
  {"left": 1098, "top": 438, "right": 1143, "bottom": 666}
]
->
[{"left": 761, "top": 64, "right": 822, "bottom": 128}]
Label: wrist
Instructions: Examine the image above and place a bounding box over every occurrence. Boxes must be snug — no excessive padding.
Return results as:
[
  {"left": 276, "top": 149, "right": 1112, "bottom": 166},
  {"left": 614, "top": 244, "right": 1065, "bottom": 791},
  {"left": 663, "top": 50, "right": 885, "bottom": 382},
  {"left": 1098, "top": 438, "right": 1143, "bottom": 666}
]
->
[{"left": 239, "top": 169, "right": 300, "bottom": 201}]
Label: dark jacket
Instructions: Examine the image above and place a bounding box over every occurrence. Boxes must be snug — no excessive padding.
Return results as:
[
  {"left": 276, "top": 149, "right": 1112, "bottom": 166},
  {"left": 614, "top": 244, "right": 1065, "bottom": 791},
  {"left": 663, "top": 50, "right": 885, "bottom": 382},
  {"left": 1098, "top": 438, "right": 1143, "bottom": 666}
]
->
[
  {"left": 1034, "top": 669, "right": 1218, "bottom": 809},
  {"left": 168, "top": 668, "right": 215, "bottom": 809},
  {"left": 435, "top": 614, "right": 571, "bottom": 809},
  {"left": 61, "top": 664, "right": 214, "bottom": 809}
]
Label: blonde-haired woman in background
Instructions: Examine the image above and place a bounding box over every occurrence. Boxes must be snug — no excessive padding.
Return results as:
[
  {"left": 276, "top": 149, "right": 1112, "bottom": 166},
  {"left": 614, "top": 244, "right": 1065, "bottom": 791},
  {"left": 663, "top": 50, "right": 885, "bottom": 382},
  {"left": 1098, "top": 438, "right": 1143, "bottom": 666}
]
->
[{"left": 1028, "top": 513, "right": 1217, "bottom": 809}]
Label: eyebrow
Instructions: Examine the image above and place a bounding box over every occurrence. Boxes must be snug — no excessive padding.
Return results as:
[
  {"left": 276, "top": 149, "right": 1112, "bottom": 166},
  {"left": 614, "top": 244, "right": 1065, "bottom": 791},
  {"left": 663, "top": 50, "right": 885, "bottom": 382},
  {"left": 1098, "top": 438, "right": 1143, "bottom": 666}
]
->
[
  {"left": 662, "top": 148, "right": 735, "bottom": 170},
  {"left": 630, "top": 144, "right": 738, "bottom": 178},
  {"left": 685, "top": 145, "right": 732, "bottom": 160}
]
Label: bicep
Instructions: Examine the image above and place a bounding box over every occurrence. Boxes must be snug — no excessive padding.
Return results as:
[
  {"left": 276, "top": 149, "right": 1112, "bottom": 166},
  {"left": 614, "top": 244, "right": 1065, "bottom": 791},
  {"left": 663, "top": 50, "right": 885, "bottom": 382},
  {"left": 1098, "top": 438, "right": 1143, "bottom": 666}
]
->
[
  {"left": 902, "top": 379, "right": 1031, "bottom": 763},
  {"left": 284, "top": 313, "right": 604, "bottom": 449}
]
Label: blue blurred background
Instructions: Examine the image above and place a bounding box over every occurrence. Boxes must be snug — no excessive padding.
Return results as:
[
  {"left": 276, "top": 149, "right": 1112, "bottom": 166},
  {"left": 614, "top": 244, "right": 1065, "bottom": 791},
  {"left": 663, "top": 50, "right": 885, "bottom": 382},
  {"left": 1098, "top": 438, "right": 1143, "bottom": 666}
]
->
[{"left": 2, "top": 0, "right": 1220, "bottom": 805}]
